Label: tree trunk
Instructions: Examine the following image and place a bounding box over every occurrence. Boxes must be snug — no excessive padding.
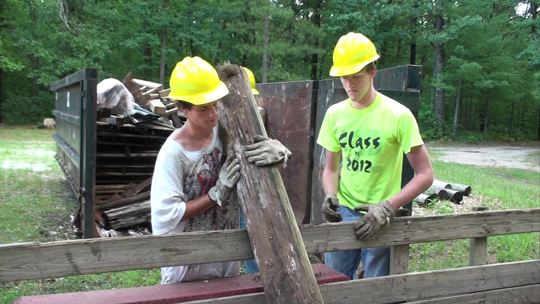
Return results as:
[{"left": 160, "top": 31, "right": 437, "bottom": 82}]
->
[
  {"left": 143, "top": 18, "right": 152, "bottom": 80},
  {"left": 453, "top": 77, "right": 461, "bottom": 138},
  {"left": 483, "top": 91, "right": 489, "bottom": 140},
  {"left": 420, "top": 54, "right": 428, "bottom": 82},
  {"left": 159, "top": 0, "right": 168, "bottom": 85},
  {"left": 409, "top": 1, "right": 419, "bottom": 64},
  {"left": 262, "top": 16, "right": 269, "bottom": 83},
  {"left": 0, "top": 0, "right": 3, "bottom": 123},
  {"left": 310, "top": 1, "right": 322, "bottom": 80},
  {"left": 530, "top": 0, "right": 539, "bottom": 140},
  {"left": 509, "top": 101, "right": 515, "bottom": 139},
  {"left": 432, "top": 0, "right": 446, "bottom": 136},
  {"left": 216, "top": 63, "right": 323, "bottom": 304},
  {"left": 467, "top": 96, "right": 472, "bottom": 131}
]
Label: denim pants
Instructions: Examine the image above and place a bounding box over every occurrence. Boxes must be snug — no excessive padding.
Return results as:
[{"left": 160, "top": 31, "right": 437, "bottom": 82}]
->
[
  {"left": 239, "top": 208, "right": 259, "bottom": 274},
  {"left": 324, "top": 205, "right": 390, "bottom": 279}
]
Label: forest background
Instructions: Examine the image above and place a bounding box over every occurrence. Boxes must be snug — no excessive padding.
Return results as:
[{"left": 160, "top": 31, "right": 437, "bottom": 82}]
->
[{"left": 0, "top": 0, "right": 539, "bottom": 141}]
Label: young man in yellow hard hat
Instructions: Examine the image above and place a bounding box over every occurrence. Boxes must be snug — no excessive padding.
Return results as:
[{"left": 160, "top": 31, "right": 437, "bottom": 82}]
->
[
  {"left": 150, "top": 56, "right": 290, "bottom": 284},
  {"left": 317, "top": 32, "right": 434, "bottom": 279},
  {"left": 243, "top": 67, "right": 260, "bottom": 95}
]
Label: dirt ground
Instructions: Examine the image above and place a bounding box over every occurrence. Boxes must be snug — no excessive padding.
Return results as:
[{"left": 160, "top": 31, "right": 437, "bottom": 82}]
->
[{"left": 427, "top": 144, "right": 540, "bottom": 172}]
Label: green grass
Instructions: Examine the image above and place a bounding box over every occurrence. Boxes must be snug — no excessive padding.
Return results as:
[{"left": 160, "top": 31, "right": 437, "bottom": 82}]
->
[
  {"left": 0, "top": 125, "right": 57, "bottom": 141},
  {"left": 0, "top": 128, "right": 538, "bottom": 302},
  {"left": 0, "top": 128, "right": 161, "bottom": 304},
  {"left": 408, "top": 159, "right": 540, "bottom": 273}
]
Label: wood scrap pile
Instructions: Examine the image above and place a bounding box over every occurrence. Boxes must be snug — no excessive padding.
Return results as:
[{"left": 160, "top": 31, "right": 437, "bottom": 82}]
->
[
  {"left": 416, "top": 179, "right": 472, "bottom": 206},
  {"left": 90, "top": 73, "right": 184, "bottom": 234},
  {"left": 98, "top": 72, "right": 185, "bottom": 129}
]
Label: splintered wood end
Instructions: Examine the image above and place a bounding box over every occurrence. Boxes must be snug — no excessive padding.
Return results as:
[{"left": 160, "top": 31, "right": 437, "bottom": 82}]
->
[{"left": 217, "top": 62, "right": 243, "bottom": 81}]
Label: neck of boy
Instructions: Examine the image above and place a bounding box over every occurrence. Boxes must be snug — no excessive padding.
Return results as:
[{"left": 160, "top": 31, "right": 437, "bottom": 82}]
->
[
  {"left": 351, "top": 87, "right": 377, "bottom": 110},
  {"left": 174, "top": 121, "right": 214, "bottom": 151}
]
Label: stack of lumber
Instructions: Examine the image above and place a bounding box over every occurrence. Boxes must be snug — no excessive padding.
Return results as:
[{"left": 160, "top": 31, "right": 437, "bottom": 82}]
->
[
  {"left": 93, "top": 122, "right": 171, "bottom": 230},
  {"left": 91, "top": 73, "right": 186, "bottom": 232},
  {"left": 416, "top": 180, "right": 472, "bottom": 206},
  {"left": 121, "top": 72, "right": 185, "bottom": 128}
]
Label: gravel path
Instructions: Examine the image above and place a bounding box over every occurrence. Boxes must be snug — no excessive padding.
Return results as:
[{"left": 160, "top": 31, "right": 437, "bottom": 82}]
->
[{"left": 427, "top": 145, "right": 540, "bottom": 172}]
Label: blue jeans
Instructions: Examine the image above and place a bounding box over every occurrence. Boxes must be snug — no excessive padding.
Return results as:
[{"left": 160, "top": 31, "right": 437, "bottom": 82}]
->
[
  {"left": 324, "top": 205, "right": 390, "bottom": 279},
  {"left": 239, "top": 208, "right": 259, "bottom": 274}
]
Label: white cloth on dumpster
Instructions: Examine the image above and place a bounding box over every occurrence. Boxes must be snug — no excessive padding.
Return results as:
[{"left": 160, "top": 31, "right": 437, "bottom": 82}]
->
[{"left": 97, "top": 78, "right": 136, "bottom": 115}]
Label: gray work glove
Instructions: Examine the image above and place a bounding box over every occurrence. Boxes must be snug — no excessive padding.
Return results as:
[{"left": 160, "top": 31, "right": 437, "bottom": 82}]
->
[
  {"left": 208, "top": 156, "right": 241, "bottom": 206},
  {"left": 353, "top": 200, "right": 396, "bottom": 240},
  {"left": 245, "top": 135, "right": 292, "bottom": 167},
  {"left": 322, "top": 193, "right": 342, "bottom": 222}
]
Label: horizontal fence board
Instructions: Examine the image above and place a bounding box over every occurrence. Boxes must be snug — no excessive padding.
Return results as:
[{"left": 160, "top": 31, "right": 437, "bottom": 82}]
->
[
  {"left": 408, "top": 284, "right": 540, "bottom": 304},
  {"left": 0, "top": 209, "right": 538, "bottom": 282},
  {"left": 302, "top": 208, "right": 539, "bottom": 253},
  {"left": 183, "top": 261, "right": 540, "bottom": 304}
]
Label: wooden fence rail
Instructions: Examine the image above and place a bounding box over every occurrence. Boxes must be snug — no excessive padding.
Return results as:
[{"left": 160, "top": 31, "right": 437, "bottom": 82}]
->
[
  {"left": 183, "top": 260, "right": 540, "bottom": 304},
  {"left": 1, "top": 208, "right": 538, "bottom": 282}
]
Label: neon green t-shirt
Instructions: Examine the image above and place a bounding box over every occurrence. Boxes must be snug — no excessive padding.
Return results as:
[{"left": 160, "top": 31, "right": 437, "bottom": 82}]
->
[{"left": 316, "top": 93, "right": 424, "bottom": 209}]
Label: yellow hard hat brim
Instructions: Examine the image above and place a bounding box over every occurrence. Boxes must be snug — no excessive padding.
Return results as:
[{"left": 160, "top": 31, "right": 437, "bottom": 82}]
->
[
  {"left": 169, "top": 82, "right": 229, "bottom": 105},
  {"left": 329, "top": 54, "right": 380, "bottom": 77}
]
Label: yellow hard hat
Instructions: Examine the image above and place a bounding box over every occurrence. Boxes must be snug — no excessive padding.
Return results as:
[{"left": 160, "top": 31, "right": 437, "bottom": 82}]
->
[
  {"left": 169, "top": 56, "right": 229, "bottom": 105},
  {"left": 243, "top": 67, "right": 259, "bottom": 95},
  {"left": 330, "top": 32, "right": 380, "bottom": 77}
]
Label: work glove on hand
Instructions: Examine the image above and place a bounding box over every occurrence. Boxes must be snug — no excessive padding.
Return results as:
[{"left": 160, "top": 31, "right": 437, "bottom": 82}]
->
[
  {"left": 353, "top": 200, "right": 396, "bottom": 240},
  {"left": 208, "top": 156, "right": 241, "bottom": 206},
  {"left": 322, "top": 193, "right": 342, "bottom": 222},
  {"left": 245, "top": 135, "right": 292, "bottom": 167}
]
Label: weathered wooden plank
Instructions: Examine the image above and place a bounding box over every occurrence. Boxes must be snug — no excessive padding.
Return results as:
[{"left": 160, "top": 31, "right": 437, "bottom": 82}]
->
[
  {"left": 121, "top": 176, "right": 152, "bottom": 198},
  {"left": 164, "top": 107, "right": 180, "bottom": 116},
  {"left": 104, "top": 200, "right": 150, "bottom": 220},
  {"left": 96, "top": 152, "right": 158, "bottom": 158},
  {"left": 407, "top": 284, "right": 540, "bottom": 304},
  {"left": 95, "top": 184, "right": 133, "bottom": 191},
  {"left": 95, "top": 172, "right": 152, "bottom": 177},
  {"left": 301, "top": 209, "right": 540, "bottom": 254},
  {"left": 169, "top": 112, "right": 183, "bottom": 128},
  {"left": 390, "top": 245, "right": 409, "bottom": 275},
  {"left": 184, "top": 261, "right": 540, "bottom": 304},
  {"left": 1, "top": 209, "right": 538, "bottom": 282},
  {"left": 149, "top": 99, "right": 166, "bottom": 115},
  {"left": 469, "top": 237, "right": 488, "bottom": 266},
  {"left": 132, "top": 78, "right": 162, "bottom": 90},
  {"left": 97, "top": 131, "right": 168, "bottom": 140},
  {"left": 96, "top": 191, "right": 150, "bottom": 210},
  {"left": 216, "top": 63, "right": 323, "bottom": 304},
  {"left": 109, "top": 215, "right": 151, "bottom": 230},
  {"left": 158, "top": 88, "right": 171, "bottom": 97}
]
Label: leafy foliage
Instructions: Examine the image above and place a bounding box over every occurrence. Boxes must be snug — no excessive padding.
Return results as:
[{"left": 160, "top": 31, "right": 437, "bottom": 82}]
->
[{"left": 0, "top": 0, "right": 538, "bottom": 140}]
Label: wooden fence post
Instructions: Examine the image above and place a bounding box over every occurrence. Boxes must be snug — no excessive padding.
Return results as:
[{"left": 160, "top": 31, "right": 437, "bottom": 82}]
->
[
  {"left": 390, "top": 209, "right": 411, "bottom": 274},
  {"left": 469, "top": 206, "right": 489, "bottom": 266}
]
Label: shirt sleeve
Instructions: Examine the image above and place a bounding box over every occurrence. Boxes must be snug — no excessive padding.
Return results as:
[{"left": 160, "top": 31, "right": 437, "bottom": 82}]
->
[
  {"left": 151, "top": 141, "right": 187, "bottom": 235},
  {"left": 317, "top": 107, "right": 341, "bottom": 153},
  {"left": 396, "top": 109, "right": 424, "bottom": 154}
]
